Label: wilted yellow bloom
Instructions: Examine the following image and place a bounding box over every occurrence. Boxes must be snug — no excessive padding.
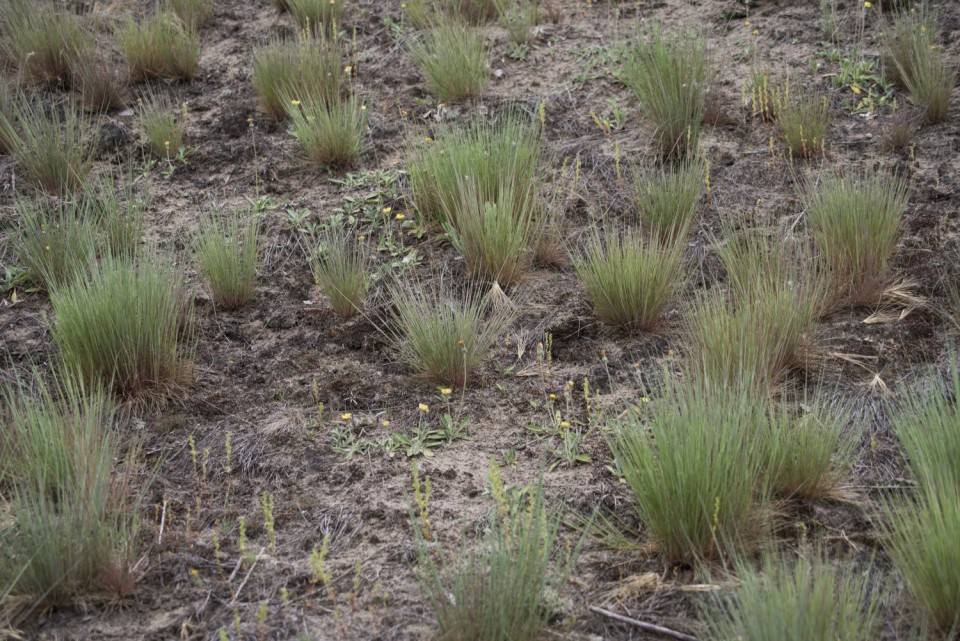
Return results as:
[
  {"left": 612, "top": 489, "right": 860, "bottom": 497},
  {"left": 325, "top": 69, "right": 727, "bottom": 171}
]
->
[
  {"left": 440, "top": 388, "right": 452, "bottom": 396},
  {"left": 341, "top": 412, "right": 352, "bottom": 420},
  {"left": 418, "top": 403, "right": 429, "bottom": 413}
]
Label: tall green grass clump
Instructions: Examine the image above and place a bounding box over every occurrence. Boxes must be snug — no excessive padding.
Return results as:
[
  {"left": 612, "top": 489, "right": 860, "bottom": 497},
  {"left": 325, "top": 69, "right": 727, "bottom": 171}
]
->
[
  {"left": 416, "top": 463, "right": 556, "bottom": 641},
  {"left": 116, "top": 11, "right": 201, "bottom": 82},
  {"left": 74, "top": 55, "right": 128, "bottom": 112},
  {"left": 773, "top": 83, "right": 830, "bottom": 159},
  {"left": 15, "top": 199, "right": 97, "bottom": 290},
  {"left": 634, "top": 159, "right": 705, "bottom": 241},
  {"left": 409, "top": 20, "right": 489, "bottom": 102},
  {"left": 881, "top": 8, "right": 955, "bottom": 124},
  {"left": 573, "top": 228, "right": 684, "bottom": 332},
  {"left": 0, "top": 80, "right": 18, "bottom": 154},
  {"left": 620, "top": 26, "right": 708, "bottom": 159},
  {"left": 445, "top": 177, "right": 540, "bottom": 286},
  {"left": 170, "top": 0, "right": 213, "bottom": 31},
  {"left": 0, "top": 1, "right": 93, "bottom": 86},
  {"left": 704, "top": 553, "right": 881, "bottom": 641},
  {"left": 390, "top": 282, "right": 515, "bottom": 387},
  {"left": 0, "top": 372, "right": 141, "bottom": 609},
  {"left": 311, "top": 225, "right": 371, "bottom": 319},
  {"left": 883, "top": 484, "right": 960, "bottom": 637},
  {"left": 609, "top": 383, "right": 770, "bottom": 565},
  {"left": 251, "top": 33, "right": 346, "bottom": 119},
  {"left": 499, "top": 0, "right": 538, "bottom": 44},
  {"left": 407, "top": 113, "right": 541, "bottom": 228},
  {"left": 803, "top": 170, "right": 908, "bottom": 309},
  {"left": 287, "top": 94, "right": 366, "bottom": 169},
  {"left": 287, "top": 0, "right": 345, "bottom": 35},
  {"left": 195, "top": 210, "right": 261, "bottom": 310},
  {"left": 12, "top": 98, "right": 97, "bottom": 194},
  {"left": 50, "top": 255, "right": 194, "bottom": 399},
  {"left": 84, "top": 171, "right": 148, "bottom": 259},
  {"left": 138, "top": 92, "right": 187, "bottom": 158}
]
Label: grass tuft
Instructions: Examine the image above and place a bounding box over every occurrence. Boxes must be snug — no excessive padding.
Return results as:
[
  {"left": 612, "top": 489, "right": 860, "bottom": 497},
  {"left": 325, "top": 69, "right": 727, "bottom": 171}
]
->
[
  {"left": 169, "top": 0, "right": 213, "bottom": 31},
  {"left": 195, "top": 209, "right": 261, "bottom": 310},
  {"left": 409, "top": 20, "right": 489, "bottom": 102},
  {"left": 50, "top": 254, "right": 194, "bottom": 400},
  {"left": 773, "top": 82, "right": 830, "bottom": 159},
  {"left": 704, "top": 552, "right": 881, "bottom": 641},
  {"left": 251, "top": 33, "right": 346, "bottom": 119},
  {"left": 390, "top": 282, "right": 515, "bottom": 388},
  {"left": 311, "top": 225, "right": 372, "bottom": 319},
  {"left": 633, "top": 159, "right": 705, "bottom": 242},
  {"left": 287, "top": 94, "right": 365, "bottom": 169},
  {"left": 137, "top": 92, "right": 187, "bottom": 159},
  {"left": 286, "top": 0, "right": 345, "bottom": 35},
  {"left": 803, "top": 169, "right": 908, "bottom": 309},
  {"left": 11, "top": 98, "right": 97, "bottom": 194},
  {"left": 0, "top": 1, "right": 92, "bottom": 86},
  {"left": 882, "top": 8, "right": 955, "bottom": 124},
  {"left": 620, "top": 25, "right": 708, "bottom": 159},
  {"left": 573, "top": 228, "right": 684, "bottom": 332},
  {"left": 15, "top": 198, "right": 97, "bottom": 290},
  {"left": 116, "top": 11, "right": 201, "bottom": 82}
]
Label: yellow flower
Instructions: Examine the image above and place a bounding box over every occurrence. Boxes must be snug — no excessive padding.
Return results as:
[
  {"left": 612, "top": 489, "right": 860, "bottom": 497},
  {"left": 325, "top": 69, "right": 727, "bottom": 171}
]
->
[
  {"left": 291, "top": 99, "right": 301, "bottom": 106},
  {"left": 341, "top": 412, "right": 352, "bottom": 420},
  {"left": 190, "top": 568, "right": 200, "bottom": 577},
  {"left": 382, "top": 207, "right": 392, "bottom": 215},
  {"left": 864, "top": 1, "right": 871, "bottom": 7},
  {"left": 744, "top": 20, "right": 750, "bottom": 27},
  {"left": 395, "top": 213, "right": 406, "bottom": 221},
  {"left": 559, "top": 421, "right": 570, "bottom": 429},
  {"left": 381, "top": 419, "right": 390, "bottom": 427},
  {"left": 424, "top": 136, "right": 433, "bottom": 142},
  {"left": 751, "top": 29, "right": 759, "bottom": 36},
  {"left": 418, "top": 403, "right": 429, "bottom": 413},
  {"left": 344, "top": 65, "right": 352, "bottom": 75},
  {"left": 641, "top": 397, "right": 651, "bottom": 405},
  {"left": 440, "top": 388, "right": 452, "bottom": 396},
  {"left": 549, "top": 393, "right": 556, "bottom": 400}
]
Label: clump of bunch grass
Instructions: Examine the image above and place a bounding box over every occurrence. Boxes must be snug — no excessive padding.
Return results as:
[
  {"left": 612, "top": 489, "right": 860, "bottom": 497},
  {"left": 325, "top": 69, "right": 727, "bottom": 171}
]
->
[
  {"left": 883, "top": 484, "right": 960, "bottom": 637},
  {"left": 137, "top": 92, "right": 187, "bottom": 159},
  {"left": 773, "top": 82, "right": 830, "bottom": 159},
  {"left": 74, "top": 55, "right": 128, "bottom": 112},
  {"left": 445, "top": 177, "right": 540, "bottom": 286},
  {"left": 0, "top": 79, "right": 17, "bottom": 154},
  {"left": 407, "top": 113, "right": 541, "bottom": 228},
  {"left": 704, "top": 552, "right": 881, "bottom": 641},
  {"left": 85, "top": 171, "right": 148, "bottom": 259},
  {"left": 881, "top": 8, "right": 955, "bottom": 124},
  {"left": 311, "top": 225, "right": 371, "bottom": 319},
  {"left": 195, "top": 209, "right": 261, "bottom": 310},
  {"left": 390, "top": 282, "right": 515, "bottom": 387},
  {"left": 15, "top": 198, "right": 97, "bottom": 290},
  {"left": 0, "top": 371, "right": 141, "bottom": 609},
  {"left": 881, "top": 105, "right": 918, "bottom": 151},
  {"left": 634, "top": 158, "right": 705, "bottom": 241},
  {"left": 803, "top": 169, "right": 908, "bottom": 309},
  {"left": 620, "top": 25, "right": 708, "bottom": 159},
  {"left": 416, "top": 463, "right": 556, "bottom": 641},
  {"left": 287, "top": 94, "right": 365, "bottom": 169},
  {"left": 251, "top": 33, "right": 346, "bottom": 119},
  {"left": 287, "top": 0, "right": 345, "bottom": 35},
  {"left": 0, "top": 1, "right": 93, "bottom": 86},
  {"left": 12, "top": 98, "right": 97, "bottom": 194},
  {"left": 50, "top": 254, "right": 194, "bottom": 399},
  {"left": 609, "top": 382, "right": 770, "bottom": 565},
  {"left": 409, "top": 20, "right": 490, "bottom": 102},
  {"left": 498, "top": 0, "right": 538, "bottom": 44},
  {"left": 573, "top": 228, "right": 684, "bottom": 332},
  {"left": 745, "top": 65, "right": 776, "bottom": 122},
  {"left": 115, "top": 11, "right": 201, "bottom": 82},
  {"left": 170, "top": 0, "right": 213, "bottom": 31}
]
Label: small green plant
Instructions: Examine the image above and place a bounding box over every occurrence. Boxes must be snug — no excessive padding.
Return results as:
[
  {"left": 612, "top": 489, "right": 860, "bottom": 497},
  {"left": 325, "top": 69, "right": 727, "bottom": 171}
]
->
[
  {"left": 803, "top": 169, "right": 908, "bottom": 309},
  {"left": 0, "top": 370, "right": 141, "bottom": 609},
  {"left": 138, "top": 92, "right": 188, "bottom": 159},
  {"left": 773, "top": 82, "right": 830, "bottom": 159},
  {"left": 620, "top": 25, "right": 708, "bottom": 158},
  {"left": 881, "top": 8, "right": 955, "bottom": 123},
  {"left": 74, "top": 54, "right": 128, "bottom": 112},
  {"left": 498, "top": 0, "right": 538, "bottom": 44},
  {"left": 633, "top": 159, "right": 705, "bottom": 241},
  {"left": 573, "top": 228, "right": 684, "bottom": 332},
  {"left": 407, "top": 113, "right": 541, "bottom": 228},
  {"left": 15, "top": 198, "right": 97, "bottom": 290},
  {"left": 170, "top": 0, "right": 213, "bottom": 31},
  {"left": 251, "top": 33, "right": 346, "bottom": 119},
  {"left": 12, "top": 97, "right": 97, "bottom": 194},
  {"left": 50, "top": 254, "right": 195, "bottom": 399},
  {"left": 409, "top": 20, "right": 490, "bottom": 102},
  {"left": 287, "top": 94, "right": 366, "bottom": 169},
  {"left": 445, "top": 177, "right": 540, "bottom": 286},
  {"left": 416, "top": 462, "right": 557, "bottom": 641},
  {"left": 881, "top": 105, "right": 918, "bottom": 151},
  {"left": 311, "top": 225, "right": 371, "bottom": 319},
  {"left": 390, "top": 282, "right": 515, "bottom": 388},
  {"left": 116, "top": 11, "right": 201, "bottom": 82},
  {"left": 0, "top": 1, "right": 93, "bottom": 86},
  {"left": 704, "top": 552, "right": 881, "bottom": 641},
  {"left": 86, "top": 171, "right": 148, "bottom": 259},
  {"left": 195, "top": 209, "right": 261, "bottom": 310},
  {"left": 745, "top": 65, "right": 776, "bottom": 122},
  {"left": 286, "top": 0, "right": 345, "bottom": 35},
  {"left": 609, "top": 382, "right": 770, "bottom": 565},
  {"left": 883, "top": 484, "right": 960, "bottom": 637}
]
